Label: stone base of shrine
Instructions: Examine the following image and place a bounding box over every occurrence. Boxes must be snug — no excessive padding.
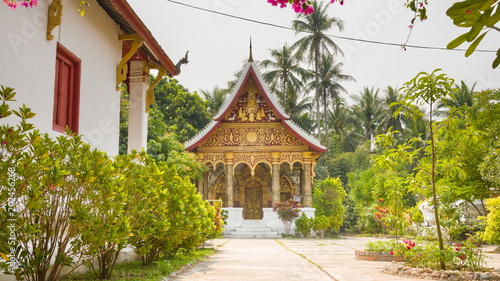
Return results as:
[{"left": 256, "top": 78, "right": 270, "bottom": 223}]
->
[{"left": 222, "top": 207, "right": 315, "bottom": 238}]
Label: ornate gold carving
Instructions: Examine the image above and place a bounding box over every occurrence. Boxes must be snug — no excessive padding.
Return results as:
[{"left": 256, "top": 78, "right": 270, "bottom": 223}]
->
[
  {"left": 280, "top": 174, "right": 297, "bottom": 194},
  {"left": 244, "top": 187, "right": 263, "bottom": 219},
  {"left": 233, "top": 152, "right": 271, "bottom": 175},
  {"left": 225, "top": 91, "right": 277, "bottom": 122},
  {"left": 201, "top": 153, "right": 224, "bottom": 166},
  {"left": 117, "top": 34, "right": 144, "bottom": 90},
  {"left": 145, "top": 61, "right": 167, "bottom": 112},
  {"left": 280, "top": 152, "right": 303, "bottom": 165},
  {"left": 211, "top": 174, "right": 226, "bottom": 191},
  {"left": 246, "top": 131, "right": 257, "bottom": 143},
  {"left": 201, "top": 126, "right": 305, "bottom": 148},
  {"left": 47, "top": 0, "right": 62, "bottom": 41}
]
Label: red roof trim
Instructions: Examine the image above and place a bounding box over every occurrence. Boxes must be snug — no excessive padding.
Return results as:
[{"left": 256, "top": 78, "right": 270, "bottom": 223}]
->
[
  {"left": 215, "top": 68, "right": 252, "bottom": 121},
  {"left": 185, "top": 122, "right": 221, "bottom": 151},
  {"left": 110, "top": 0, "right": 177, "bottom": 76},
  {"left": 282, "top": 121, "right": 327, "bottom": 153},
  {"left": 248, "top": 65, "right": 289, "bottom": 121}
]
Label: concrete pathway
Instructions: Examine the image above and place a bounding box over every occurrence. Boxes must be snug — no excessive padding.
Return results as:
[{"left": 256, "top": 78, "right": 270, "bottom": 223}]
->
[
  {"left": 173, "top": 237, "right": 500, "bottom": 281},
  {"left": 172, "top": 237, "right": 404, "bottom": 281}
]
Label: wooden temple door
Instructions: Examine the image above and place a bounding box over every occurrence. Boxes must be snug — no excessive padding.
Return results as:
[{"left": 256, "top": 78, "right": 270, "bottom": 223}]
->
[{"left": 244, "top": 180, "right": 263, "bottom": 219}]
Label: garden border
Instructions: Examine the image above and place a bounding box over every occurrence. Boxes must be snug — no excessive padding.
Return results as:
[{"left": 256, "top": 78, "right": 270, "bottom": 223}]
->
[
  {"left": 383, "top": 262, "right": 500, "bottom": 280},
  {"left": 355, "top": 250, "right": 404, "bottom": 262}
]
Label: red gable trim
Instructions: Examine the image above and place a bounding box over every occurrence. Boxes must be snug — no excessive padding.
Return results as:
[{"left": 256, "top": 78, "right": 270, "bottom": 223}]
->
[
  {"left": 215, "top": 64, "right": 288, "bottom": 122},
  {"left": 110, "top": 0, "right": 177, "bottom": 76},
  {"left": 282, "top": 121, "right": 327, "bottom": 153},
  {"left": 185, "top": 121, "right": 220, "bottom": 151}
]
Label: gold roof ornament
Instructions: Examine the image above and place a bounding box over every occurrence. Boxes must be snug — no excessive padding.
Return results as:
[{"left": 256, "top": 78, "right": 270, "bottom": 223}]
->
[{"left": 248, "top": 38, "right": 254, "bottom": 63}]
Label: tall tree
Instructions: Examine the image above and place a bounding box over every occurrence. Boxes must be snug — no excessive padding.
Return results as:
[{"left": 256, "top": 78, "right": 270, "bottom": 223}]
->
[
  {"left": 381, "top": 86, "right": 405, "bottom": 134},
  {"left": 400, "top": 69, "right": 456, "bottom": 270},
  {"left": 260, "top": 44, "right": 310, "bottom": 108},
  {"left": 292, "top": 0, "right": 344, "bottom": 138},
  {"left": 327, "top": 98, "right": 361, "bottom": 152},
  {"left": 311, "top": 54, "right": 354, "bottom": 139},
  {"left": 351, "top": 87, "right": 385, "bottom": 146}
]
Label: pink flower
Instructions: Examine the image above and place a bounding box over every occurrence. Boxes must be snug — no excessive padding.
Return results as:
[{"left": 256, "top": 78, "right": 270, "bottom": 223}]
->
[{"left": 390, "top": 251, "right": 394, "bottom": 255}]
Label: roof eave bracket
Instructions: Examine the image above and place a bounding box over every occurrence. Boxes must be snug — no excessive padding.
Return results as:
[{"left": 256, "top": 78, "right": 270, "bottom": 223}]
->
[
  {"left": 145, "top": 60, "right": 167, "bottom": 112},
  {"left": 117, "top": 34, "right": 143, "bottom": 90},
  {"left": 47, "top": 0, "right": 63, "bottom": 41}
]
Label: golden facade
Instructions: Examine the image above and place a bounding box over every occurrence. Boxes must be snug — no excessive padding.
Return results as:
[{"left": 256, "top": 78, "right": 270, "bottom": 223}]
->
[{"left": 186, "top": 61, "right": 325, "bottom": 220}]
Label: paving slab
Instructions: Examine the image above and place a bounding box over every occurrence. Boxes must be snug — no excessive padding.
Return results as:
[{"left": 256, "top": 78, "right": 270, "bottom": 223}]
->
[{"left": 173, "top": 237, "right": 500, "bottom": 281}]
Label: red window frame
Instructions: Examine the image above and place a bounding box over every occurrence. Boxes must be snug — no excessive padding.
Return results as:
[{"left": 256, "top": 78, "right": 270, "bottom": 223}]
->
[{"left": 53, "top": 43, "right": 81, "bottom": 134}]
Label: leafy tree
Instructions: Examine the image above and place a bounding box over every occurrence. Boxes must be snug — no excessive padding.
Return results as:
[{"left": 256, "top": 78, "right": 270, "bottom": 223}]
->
[
  {"left": 399, "top": 69, "right": 456, "bottom": 270},
  {"left": 446, "top": 0, "right": 499, "bottom": 68},
  {"left": 153, "top": 77, "right": 211, "bottom": 143}
]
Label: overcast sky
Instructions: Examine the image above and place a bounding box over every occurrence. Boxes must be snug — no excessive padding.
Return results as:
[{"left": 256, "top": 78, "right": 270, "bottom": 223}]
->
[{"left": 128, "top": 0, "right": 499, "bottom": 100}]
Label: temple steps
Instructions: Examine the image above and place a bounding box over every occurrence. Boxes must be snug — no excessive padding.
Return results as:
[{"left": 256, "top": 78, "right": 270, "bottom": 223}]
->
[{"left": 225, "top": 220, "right": 280, "bottom": 238}]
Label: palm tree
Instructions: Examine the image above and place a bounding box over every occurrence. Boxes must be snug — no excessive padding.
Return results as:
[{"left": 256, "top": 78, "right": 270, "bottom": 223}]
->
[
  {"left": 292, "top": 0, "right": 344, "bottom": 137},
  {"left": 200, "top": 86, "right": 229, "bottom": 116},
  {"left": 381, "top": 85, "right": 405, "bottom": 134},
  {"left": 260, "top": 44, "right": 310, "bottom": 108},
  {"left": 288, "top": 92, "right": 315, "bottom": 134},
  {"left": 351, "top": 87, "right": 385, "bottom": 148},
  {"left": 327, "top": 98, "right": 361, "bottom": 152},
  {"left": 310, "top": 54, "right": 354, "bottom": 139},
  {"left": 437, "top": 80, "right": 477, "bottom": 117}
]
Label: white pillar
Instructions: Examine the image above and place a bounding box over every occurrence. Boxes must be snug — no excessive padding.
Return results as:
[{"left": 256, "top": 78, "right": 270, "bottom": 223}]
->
[{"left": 127, "top": 60, "right": 149, "bottom": 153}]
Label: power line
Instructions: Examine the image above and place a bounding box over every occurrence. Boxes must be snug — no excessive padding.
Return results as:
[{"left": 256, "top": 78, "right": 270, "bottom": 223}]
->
[{"left": 165, "top": 0, "right": 497, "bottom": 53}]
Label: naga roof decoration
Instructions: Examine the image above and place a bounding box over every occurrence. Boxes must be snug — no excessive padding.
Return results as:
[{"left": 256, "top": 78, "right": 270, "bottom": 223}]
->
[{"left": 185, "top": 60, "right": 326, "bottom": 153}]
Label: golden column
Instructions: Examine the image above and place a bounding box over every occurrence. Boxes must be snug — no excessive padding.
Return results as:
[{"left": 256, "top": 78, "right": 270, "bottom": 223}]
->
[
  {"left": 302, "top": 152, "right": 313, "bottom": 207},
  {"left": 225, "top": 153, "right": 235, "bottom": 207},
  {"left": 271, "top": 152, "right": 281, "bottom": 204}
]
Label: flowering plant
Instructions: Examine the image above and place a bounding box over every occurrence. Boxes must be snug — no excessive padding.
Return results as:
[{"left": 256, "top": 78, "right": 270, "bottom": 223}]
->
[
  {"left": 267, "top": 0, "right": 342, "bottom": 15},
  {"left": 3, "top": 0, "right": 88, "bottom": 16},
  {"left": 3, "top": 0, "right": 37, "bottom": 9},
  {"left": 272, "top": 200, "right": 301, "bottom": 222},
  {"left": 392, "top": 237, "right": 485, "bottom": 271}
]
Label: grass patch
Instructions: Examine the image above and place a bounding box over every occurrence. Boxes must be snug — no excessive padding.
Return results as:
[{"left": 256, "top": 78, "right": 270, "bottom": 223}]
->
[{"left": 64, "top": 248, "right": 215, "bottom": 281}]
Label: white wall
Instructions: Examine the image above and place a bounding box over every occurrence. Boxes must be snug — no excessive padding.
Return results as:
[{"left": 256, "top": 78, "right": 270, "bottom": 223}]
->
[{"left": 0, "top": 0, "right": 122, "bottom": 155}]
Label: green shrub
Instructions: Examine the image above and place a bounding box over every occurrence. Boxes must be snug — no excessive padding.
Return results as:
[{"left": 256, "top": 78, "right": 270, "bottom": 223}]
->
[
  {"left": 312, "top": 215, "right": 329, "bottom": 238},
  {"left": 295, "top": 213, "right": 312, "bottom": 238},
  {"left": 481, "top": 196, "right": 500, "bottom": 245},
  {"left": 365, "top": 240, "right": 398, "bottom": 252},
  {"left": 394, "top": 237, "right": 485, "bottom": 271},
  {"left": 0, "top": 86, "right": 219, "bottom": 280}
]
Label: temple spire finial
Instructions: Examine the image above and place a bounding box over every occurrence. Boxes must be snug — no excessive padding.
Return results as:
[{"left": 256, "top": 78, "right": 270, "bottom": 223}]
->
[{"left": 248, "top": 37, "right": 254, "bottom": 62}]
